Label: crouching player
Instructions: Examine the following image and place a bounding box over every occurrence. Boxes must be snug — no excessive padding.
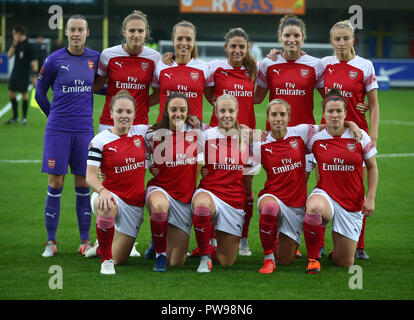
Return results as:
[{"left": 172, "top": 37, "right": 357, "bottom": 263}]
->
[
  {"left": 86, "top": 90, "right": 149, "bottom": 274},
  {"left": 304, "top": 89, "right": 378, "bottom": 273}
]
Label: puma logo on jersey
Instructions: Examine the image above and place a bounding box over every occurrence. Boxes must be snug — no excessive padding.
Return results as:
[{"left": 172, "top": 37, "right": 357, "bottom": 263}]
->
[
  {"left": 153, "top": 233, "right": 164, "bottom": 238},
  {"left": 265, "top": 148, "right": 273, "bottom": 154},
  {"left": 210, "top": 143, "right": 219, "bottom": 150},
  {"left": 319, "top": 143, "right": 328, "bottom": 150},
  {"left": 60, "top": 65, "right": 70, "bottom": 71},
  {"left": 328, "top": 67, "right": 333, "bottom": 75},
  {"left": 273, "top": 69, "right": 280, "bottom": 75},
  {"left": 164, "top": 72, "right": 173, "bottom": 79},
  {"left": 195, "top": 227, "right": 205, "bottom": 233},
  {"left": 260, "top": 229, "right": 271, "bottom": 235},
  {"left": 108, "top": 146, "right": 118, "bottom": 153},
  {"left": 220, "top": 70, "right": 228, "bottom": 76},
  {"left": 114, "top": 61, "right": 124, "bottom": 69}
]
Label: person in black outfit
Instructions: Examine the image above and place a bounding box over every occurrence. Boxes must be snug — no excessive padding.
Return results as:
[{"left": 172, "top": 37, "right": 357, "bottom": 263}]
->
[{"left": 5, "top": 25, "right": 38, "bottom": 125}]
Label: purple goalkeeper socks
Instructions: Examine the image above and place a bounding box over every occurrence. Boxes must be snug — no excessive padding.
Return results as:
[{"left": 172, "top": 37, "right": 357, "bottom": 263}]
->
[
  {"left": 45, "top": 186, "right": 62, "bottom": 241},
  {"left": 75, "top": 187, "right": 91, "bottom": 241}
]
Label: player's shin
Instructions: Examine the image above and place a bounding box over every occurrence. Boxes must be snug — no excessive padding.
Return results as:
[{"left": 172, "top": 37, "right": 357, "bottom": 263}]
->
[
  {"left": 45, "top": 186, "right": 63, "bottom": 241},
  {"left": 259, "top": 202, "right": 279, "bottom": 256},
  {"left": 96, "top": 216, "right": 115, "bottom": 262},
  {"left": 303, "top": 213, "right": 323, "bottom": 260},
  {"left": 150, "top": 211, "right": 168, "bottom": 255},
  {"left": 75, "top": 187, "right": 92, "bottom": 241},
  {"left": 193, "top": 206, "right": 212, "bottom": 256}
]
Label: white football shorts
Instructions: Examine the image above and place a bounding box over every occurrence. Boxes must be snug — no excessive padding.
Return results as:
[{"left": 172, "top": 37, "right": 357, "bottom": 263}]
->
[
  {"left": 145, "top": 186, "right": 192, "bottom": 236},
  {"left": 308, "top": 188, "right": 363, "bottom": 242},
  {"left": 91, "top": 191, "right": 144, "bottom": 238},
  {"left": 257, "top": 193, "right": 305, "bottom": 244},
  {"left": 192, "top": 188, "right": 245, "bottom": 238}
]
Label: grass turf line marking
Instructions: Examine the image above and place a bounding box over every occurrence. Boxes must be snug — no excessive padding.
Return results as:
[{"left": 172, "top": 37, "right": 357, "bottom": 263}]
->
[
  {"left": 0, "top": 85, "right": 34, "bottom": 118},
  {"left": 0, "top": 160, "right": 42, "bottom": 163}
]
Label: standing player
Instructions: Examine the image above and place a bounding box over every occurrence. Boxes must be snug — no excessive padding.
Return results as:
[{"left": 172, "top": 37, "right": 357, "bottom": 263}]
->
[
  {"left": 152, "top": 20, "right": 213, "bottom": 122},
  {"left": 257, "top": 99, "right": 361, "bottom": 273},
  {"left": 304, "top": 89, "right": 378, "bottom": 273},
  {"left": 35, "top": 15, "right": 100, "bottom": 257},
  {"left": 192, "top": 94, "right": 257, "bottom": 273},
  {"left": 254, "top": 14, "right": 324, "bottom": 258},
  {"left": 94, "top": 10, "right": 161, "bottom": 131},
  {"left": 5, "top": 25, "right": 38, "bottom": 125},
  {"left": 86, "top": 90, "right": 149, "bottom": 274},
  {"left": 145, "top": 92, "right": 204, "bottom": 272},
  {"left": 204, "top": 27, "right": 258, "bottom": 256},
  {"left": 255, "top": 15, "right": 324, "bottom": 129},
  {"left": 319, "top": 20, "right": 380, "bottom": 259}
]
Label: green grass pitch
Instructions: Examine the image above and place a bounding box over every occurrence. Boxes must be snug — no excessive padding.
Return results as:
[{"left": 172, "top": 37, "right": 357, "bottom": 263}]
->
[{"left": 0, "top": 83, "right": 413, "bottom": 300}]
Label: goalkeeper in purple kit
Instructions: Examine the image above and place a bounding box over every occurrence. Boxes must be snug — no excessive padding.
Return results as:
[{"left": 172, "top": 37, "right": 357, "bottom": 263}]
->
[{"left": 35, "top": 15, "right": 100, "bottom": 257}]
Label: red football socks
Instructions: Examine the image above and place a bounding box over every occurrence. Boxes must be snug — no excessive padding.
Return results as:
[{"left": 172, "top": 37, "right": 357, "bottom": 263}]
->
[
  {"left": 193, "top": 206, "right": 212, "bottom": 256},
  {"left": 303, "top": 213, "right": 322, "bottom": 260},
  {"left": 150, "top": 211, "right": 168, "bottom": 254},
  {"left": 259, "top": 202, "right": 279, "bottom": 256}
]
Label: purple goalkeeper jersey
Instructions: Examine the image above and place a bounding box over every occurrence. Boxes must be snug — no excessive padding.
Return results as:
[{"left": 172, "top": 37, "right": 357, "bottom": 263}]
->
[{"left": 35, "top": 47, "right": 100, "bottom": 132}]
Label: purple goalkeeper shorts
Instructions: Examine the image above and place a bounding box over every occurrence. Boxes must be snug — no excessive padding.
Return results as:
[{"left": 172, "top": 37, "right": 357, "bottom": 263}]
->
[{"left": 42, "top": 129, "right": 94, "bottom": 176}]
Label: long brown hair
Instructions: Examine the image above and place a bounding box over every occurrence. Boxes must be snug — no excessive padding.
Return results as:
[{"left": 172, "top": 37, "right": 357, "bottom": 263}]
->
[
  {"left": 171, "top": 20, "right": 198, "bottom": 59},
  {"left": 277, "top": 14, "right": 307, "bottom": 42},
  {"left": 224, "top": 27, "right": 257, "bottom": 81},
  {"left": 148, "top": 92, "right": 191, "bottom": 133}
]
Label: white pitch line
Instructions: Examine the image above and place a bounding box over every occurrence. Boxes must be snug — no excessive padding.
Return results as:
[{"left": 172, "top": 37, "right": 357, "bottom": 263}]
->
[
  {"left": 380, "top": 120, "right": 414, "bottom": 126},
  {"left": 0, "top": 160, "right": 42, "bottom": 163},
  {"left": 0, "top": 85, "right": 34, "bottom": 118},
  {"left": 376, "top": 153, "right": 414, "bottom": 158}
]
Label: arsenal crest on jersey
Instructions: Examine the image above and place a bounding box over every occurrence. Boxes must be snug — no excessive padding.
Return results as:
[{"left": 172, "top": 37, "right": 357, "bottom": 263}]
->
[
  {"left": 88, "top": 61, "right": 95, "bottom": 71},
  {"left": 190, "top": 71, "right": 199, "bottom": 81},
  {"left": 48, "top": 158, "right": 56, "bottom": 169},
  {"left": 134, "top": 138, "right": 141, "bottom": 148},
  {"left": 300, "top": 68, "right": 310, "bottom": 79},
  {"left": 141, "top": 62, "right": 149, "bottom": 71},
  {"left": 347, "top": 143, "right": 356, "bottom": 152},
  {"left": 349, "top": 70, "right": 358, "bottom": 80},
  {"left": 289, "top": 139, "right": 299, "bottom": 150}
]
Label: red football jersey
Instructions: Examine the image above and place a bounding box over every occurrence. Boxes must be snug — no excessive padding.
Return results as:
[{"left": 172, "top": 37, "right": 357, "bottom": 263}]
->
[
  {"left": 152, "top": 58, "right": 213, "bottom": 122},
  {"left": 320, "top": 55, "right": 378, "bottom": 132},
  {"left": 257, "top": 54, "right": 324, "bottom": 129},
  {"left": 259, "top": 124, "right": 318, "bottom": 207},
  {"left": 208, "top": 60, "right": 256, "bottom": 128},
  {"left": 197, "top": 127, "right": 250, "bottom": 210},
  {"left": 98, "top": 45, "right": 161, "bottom": 125},
  {"left": 308, "top": 128, "right": 377, "bottom": 212},
  {"left": 87, "top": 125, "right": 149, "bottom": 206},
  {"left": 146, "top": 123, "right": 203, "bottom": 204}
]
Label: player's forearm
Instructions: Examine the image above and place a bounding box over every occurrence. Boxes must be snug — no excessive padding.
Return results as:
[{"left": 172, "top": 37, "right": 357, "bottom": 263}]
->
[
  {"left": 369, "top": 104, "right": 380, "bottom": 146},
  {"left": 366, "top": 158, "right": 378, "bottom": 203},
  {"left": 34, "top": 84, "right": 51, "bottom": 117}
]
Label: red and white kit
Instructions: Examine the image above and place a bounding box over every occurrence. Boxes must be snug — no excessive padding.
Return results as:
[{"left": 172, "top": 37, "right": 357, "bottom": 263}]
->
[
  {"left": 208, "top": 60, "right": 256, "bottom": 129},
  {"left": 197, "top": 127, "right": 250, "bottom": 210},
  {"left": 87, "top": 125, "right": 149, "bottom": 207},
  {"left": 259, "top": 124, "right": 319, "bottom": 207},
  {"left": 308, "top": 128, "right": 377, "bottom": 212},
  {"left": 146, "top": 123, "right": 203, "bottom": 204},
  {"left": 320, "top": 55, "right": 378, "bottom": 132},
  {"left": 152, "top": 58, "right": 213, "bottom": 122},
  {"left": 257, "top": 54, "right": 324, "bottom": 127},
  {"left": 97, "top": 45, "right": 161, "bottom": 125}
]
